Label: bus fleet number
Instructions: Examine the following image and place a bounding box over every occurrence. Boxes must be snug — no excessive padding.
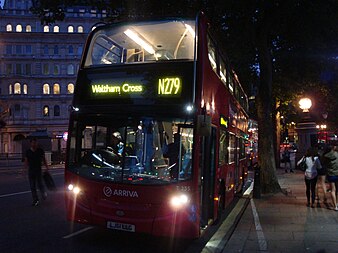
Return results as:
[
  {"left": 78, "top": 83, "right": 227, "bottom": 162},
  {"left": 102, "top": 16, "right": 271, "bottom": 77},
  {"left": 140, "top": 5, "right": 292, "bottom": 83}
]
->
[{"left": 176, "top": 185, "right": 191, "bottom": 192}]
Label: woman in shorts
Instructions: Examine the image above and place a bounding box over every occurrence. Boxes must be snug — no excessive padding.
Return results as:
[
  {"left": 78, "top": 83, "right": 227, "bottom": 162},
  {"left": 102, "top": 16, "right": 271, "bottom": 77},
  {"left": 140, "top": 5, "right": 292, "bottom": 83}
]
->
[{"left": 323, "top": 146, "right": 338, "bottom": 211}]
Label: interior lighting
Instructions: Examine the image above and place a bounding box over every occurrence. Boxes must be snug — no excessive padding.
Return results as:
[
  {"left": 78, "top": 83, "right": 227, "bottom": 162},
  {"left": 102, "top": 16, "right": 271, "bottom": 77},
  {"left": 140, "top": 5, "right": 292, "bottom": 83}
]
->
[
  {"left": 208, "top": 53, "right": 217, "bottom": 70},
  {"left": 124, "top": 29, "right": 155, "bottom": 54},
  {"left": 184, "top": 24, "right": 195, "bottom": 37}
]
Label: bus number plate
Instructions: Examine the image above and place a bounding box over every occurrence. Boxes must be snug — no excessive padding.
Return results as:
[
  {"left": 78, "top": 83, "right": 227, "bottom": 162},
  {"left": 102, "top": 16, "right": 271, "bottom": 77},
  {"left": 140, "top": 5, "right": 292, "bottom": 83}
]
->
[{"left": 107, "top": 221, "right": 135, "bottom": 232}]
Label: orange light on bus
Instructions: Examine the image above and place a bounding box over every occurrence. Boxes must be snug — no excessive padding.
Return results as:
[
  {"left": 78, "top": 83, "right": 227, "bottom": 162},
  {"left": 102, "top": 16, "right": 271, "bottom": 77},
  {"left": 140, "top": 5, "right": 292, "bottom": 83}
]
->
[{"left": 214, "top": 197, "right": 219, "bottom": 201}]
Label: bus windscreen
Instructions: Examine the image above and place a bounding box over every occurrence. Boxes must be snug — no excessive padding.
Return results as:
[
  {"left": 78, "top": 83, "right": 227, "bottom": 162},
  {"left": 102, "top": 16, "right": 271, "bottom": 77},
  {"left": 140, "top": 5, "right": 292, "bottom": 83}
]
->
[
  {"left": 84, "top": 20, "right": 196, "bottom": 67},
  {"left": 68, "top": 116, "right": 194, "bottom": 184}
]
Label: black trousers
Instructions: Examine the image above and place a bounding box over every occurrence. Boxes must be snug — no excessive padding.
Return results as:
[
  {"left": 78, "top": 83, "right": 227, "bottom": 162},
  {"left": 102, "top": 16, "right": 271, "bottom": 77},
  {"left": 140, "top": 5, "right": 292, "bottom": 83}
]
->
[
  {"left": 28, "top": 169, "right": 45, "bottom": 202},
  {"left": 305, "top": 176, "right": 318, "bottom": 204}
]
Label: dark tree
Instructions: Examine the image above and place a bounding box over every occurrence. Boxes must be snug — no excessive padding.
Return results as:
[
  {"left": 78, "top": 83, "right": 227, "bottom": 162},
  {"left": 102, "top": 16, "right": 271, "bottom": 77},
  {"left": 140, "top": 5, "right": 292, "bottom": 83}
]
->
[{"left": 209, "top": 0, "right": 338, "bottom": 193}]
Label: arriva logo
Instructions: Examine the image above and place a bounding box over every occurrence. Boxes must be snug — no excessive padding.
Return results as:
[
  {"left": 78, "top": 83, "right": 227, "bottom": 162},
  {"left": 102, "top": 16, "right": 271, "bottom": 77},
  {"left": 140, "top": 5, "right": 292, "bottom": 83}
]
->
[
  {"left": 103, "top": 186, "right": 113, "bottom": 197},
  {"left": 113, "top": 189, "right": 139, "bottom": 198}
]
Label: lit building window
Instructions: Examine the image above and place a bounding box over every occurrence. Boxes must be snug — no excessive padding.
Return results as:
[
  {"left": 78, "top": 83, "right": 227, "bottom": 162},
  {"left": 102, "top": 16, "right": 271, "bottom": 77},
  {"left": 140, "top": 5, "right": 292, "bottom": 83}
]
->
[
  {"left": 23, "top": 84, "right": 28, "bottom": 94},
  {"left": 6, "top": 24, "right": 12, "bottom": 32},
  {"left": 68, "top": 25, "right": 74, "bottom": 33},
  {"left": 16, "top": 24, "right": 23, "bottom": 32},
  {"left": 67, "top": 83, "right": 74, "bottom": 94},
  {"left": 67, "top": 64, "right": 75, "bottom": 75},
  {"left": 26, "top": 25, "right": 32, "bottom": 32},
  {"left": 44, "top": 26, "right": 49, "bottom": 32},
  {"left": 53, "top": 26, "right": 59, "bottom": 33},
  {"left": 14, "top": 83, "right": 21, "bottom": 94},
  {"left": 43, "top": 84, "right": 50, "bottom": 94},
  {"left": 77, "top": 26, "right": 84, "bottom": 33},
  {"left": 53, "top": 83, "right": 60, "bottom": 94},
  {"left": 43, "top": 106, "right": 49, "bottom": 116},
  {"left": 9, "top": 84, "right": 13, "bottom": 94},
  {"left": 54, "top": 105, "right": 60, "bottom": 116}
]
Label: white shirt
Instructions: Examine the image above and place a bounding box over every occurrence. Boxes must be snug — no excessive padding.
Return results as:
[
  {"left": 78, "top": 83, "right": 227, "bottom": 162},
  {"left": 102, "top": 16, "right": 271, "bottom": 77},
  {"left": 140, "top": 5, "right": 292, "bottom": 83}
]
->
[{"left": 297, "top": 156, "right": 322, "bottom": 179}]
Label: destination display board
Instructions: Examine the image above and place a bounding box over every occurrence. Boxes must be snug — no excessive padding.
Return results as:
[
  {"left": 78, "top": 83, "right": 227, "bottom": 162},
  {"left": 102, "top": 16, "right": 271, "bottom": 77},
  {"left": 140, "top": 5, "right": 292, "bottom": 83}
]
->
[{"left": 74, "top": 61, "right": 194, "bottom": 106}]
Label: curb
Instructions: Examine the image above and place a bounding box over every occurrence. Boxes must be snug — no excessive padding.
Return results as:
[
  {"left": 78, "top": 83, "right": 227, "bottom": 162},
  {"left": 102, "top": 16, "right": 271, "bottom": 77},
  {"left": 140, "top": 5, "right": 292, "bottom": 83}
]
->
[{"left": 201, "top": 181, "right": 253, "bottom": 253}]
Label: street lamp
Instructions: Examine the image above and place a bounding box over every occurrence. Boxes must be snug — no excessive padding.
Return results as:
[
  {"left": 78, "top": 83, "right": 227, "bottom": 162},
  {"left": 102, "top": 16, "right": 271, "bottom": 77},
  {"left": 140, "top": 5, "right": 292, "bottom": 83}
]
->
[
  {"left": 299, "top": 98, "right": 312, "bottom": 112},
  {"left": 295, "top": 97, "right": 317, "bottom": 164}
]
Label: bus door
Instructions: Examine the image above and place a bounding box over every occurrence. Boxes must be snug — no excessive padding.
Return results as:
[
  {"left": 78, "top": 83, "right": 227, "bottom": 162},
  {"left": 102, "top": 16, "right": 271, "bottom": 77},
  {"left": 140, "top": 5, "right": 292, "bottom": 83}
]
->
[
  {"left": 234, "top": 136, "right": 240, "bottom": 189},
  {"left": 200, "top": 127, "right": 217, "bottom": 228}
]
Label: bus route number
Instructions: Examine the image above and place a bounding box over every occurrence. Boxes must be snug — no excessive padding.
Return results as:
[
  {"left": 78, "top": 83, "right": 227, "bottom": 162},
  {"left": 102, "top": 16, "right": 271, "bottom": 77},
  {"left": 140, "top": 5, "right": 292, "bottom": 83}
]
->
[{"left": 158, "top": 77, "right": 181, "bottom": 96}]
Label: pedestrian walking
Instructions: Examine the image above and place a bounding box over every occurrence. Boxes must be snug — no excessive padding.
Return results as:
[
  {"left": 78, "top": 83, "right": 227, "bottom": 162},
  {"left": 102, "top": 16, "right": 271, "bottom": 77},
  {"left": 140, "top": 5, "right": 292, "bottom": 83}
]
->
[
  {"left": 316, "top": 144, "right": 328, "bottom": 206},
  {"left": 24, "top": 138, "right": 49, "bottom": 206},
  {"left": 323, "top": 145, "right": 338, "bottom": 211},
  {"left": 297, "top": 147, "right": 322, "bottom": 208},
  {"left": 282, "top": 147, "right": 293, "bottom": 173}
]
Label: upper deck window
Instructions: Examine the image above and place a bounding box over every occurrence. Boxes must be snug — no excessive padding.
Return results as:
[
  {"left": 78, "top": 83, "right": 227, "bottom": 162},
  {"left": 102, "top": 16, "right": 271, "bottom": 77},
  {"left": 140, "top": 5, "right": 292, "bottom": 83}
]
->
[{"left": 84, "top": 20, "right": 196, "bottom": 67}]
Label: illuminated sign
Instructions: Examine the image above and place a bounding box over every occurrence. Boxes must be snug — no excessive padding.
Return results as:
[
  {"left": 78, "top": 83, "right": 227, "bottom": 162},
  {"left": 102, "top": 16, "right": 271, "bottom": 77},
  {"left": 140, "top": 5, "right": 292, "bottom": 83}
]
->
[
  {"left": 158, "top": 77, "right": 181, "bottom": 96},
  {"left": 91, "top": 83, "right": 143, "bottom": 95},
  {"left": 220, "top": 116, "right": 228, "bottom": 128},
  {"left": 91, "top": 77, "right": 182, "bottom": 97}
]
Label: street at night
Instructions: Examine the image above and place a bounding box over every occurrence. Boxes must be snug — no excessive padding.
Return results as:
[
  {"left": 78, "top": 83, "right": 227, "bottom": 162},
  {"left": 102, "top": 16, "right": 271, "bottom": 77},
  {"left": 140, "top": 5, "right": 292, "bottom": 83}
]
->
[
  {"left": 1, "top": 1, "right": 338, "bottom": 252},
  {"left": 0, "top": 167, "right": 198, "bottom": 253}
]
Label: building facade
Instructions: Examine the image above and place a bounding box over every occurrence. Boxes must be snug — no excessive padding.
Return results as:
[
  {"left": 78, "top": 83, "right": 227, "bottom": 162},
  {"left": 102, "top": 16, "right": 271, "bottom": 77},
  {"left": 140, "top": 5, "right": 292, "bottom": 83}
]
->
[{"left": 0, "top": 0, "right": 105, "bottom": 163}]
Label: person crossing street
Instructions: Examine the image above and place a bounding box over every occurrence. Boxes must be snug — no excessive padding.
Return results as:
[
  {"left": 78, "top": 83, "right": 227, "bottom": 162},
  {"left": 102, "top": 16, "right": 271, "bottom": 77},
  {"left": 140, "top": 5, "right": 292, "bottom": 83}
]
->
[{"left": 24, "top": 138, "right": 50, "bottom": 206}]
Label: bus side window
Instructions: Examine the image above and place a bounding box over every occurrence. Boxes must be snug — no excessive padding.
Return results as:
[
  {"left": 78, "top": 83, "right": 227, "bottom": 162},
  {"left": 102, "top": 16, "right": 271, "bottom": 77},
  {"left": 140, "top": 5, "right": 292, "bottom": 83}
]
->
[{"left": 126, "top": 49, "right": 144, "bottom": 62}]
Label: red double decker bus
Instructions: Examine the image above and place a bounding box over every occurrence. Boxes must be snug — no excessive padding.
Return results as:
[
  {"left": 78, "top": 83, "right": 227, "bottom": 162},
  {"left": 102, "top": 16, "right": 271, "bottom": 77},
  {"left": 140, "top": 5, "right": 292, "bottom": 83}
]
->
[{"left": 65, "top": 12, "right": 249, "bottom": 238}]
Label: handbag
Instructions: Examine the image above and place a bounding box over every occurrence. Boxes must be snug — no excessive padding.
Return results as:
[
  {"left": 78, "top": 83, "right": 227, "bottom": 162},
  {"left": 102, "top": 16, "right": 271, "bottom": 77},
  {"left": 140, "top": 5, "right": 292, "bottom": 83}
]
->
[
  {"left": 298, "top": 157, "right": 307, "bottom": 172},
  {"left": 43, "top": 171, "right": 57, "bottom": 191}
]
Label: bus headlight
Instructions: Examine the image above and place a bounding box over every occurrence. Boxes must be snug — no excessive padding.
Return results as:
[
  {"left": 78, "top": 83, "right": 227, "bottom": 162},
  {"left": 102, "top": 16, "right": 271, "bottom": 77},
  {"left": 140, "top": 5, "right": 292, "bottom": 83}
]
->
[
  {"left": 67, "top": 184, "right": 81, "bottom": 195},
  {"left": 170, "top": 194, "right": 189, "bottom": 209}
]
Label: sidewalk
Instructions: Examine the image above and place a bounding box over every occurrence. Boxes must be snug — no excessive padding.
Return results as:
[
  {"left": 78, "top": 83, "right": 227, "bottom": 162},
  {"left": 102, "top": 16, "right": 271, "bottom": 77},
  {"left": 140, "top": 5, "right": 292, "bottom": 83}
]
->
[
  {"left": 223, "top": 169, "right": 338, "bottom": 253},
  {"left": 0, "top": 161, "right": 64, "bottom": 174}
]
